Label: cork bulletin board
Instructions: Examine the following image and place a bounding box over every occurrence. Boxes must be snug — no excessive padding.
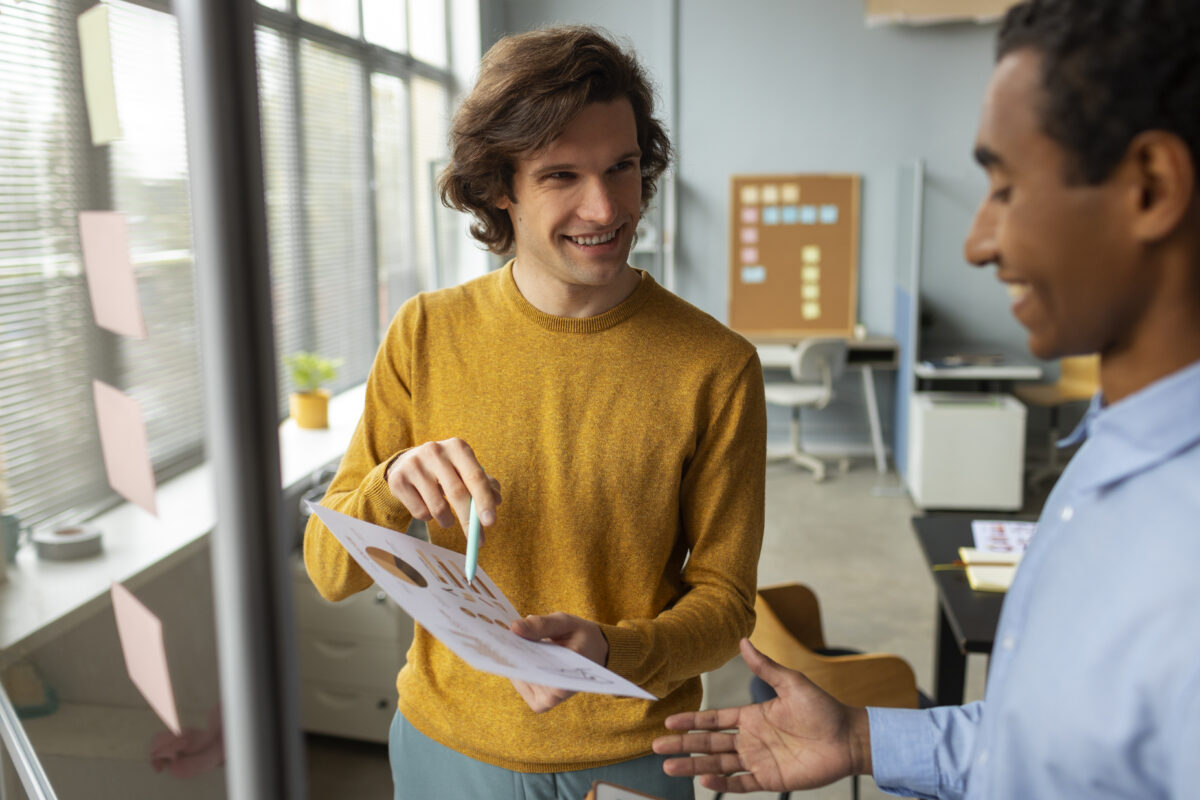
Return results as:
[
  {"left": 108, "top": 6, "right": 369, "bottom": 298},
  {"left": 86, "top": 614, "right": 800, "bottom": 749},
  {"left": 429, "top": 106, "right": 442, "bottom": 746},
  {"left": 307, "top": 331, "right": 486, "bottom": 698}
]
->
[{"left": 728, "top": 174, "right": 860, "bottom": 341}]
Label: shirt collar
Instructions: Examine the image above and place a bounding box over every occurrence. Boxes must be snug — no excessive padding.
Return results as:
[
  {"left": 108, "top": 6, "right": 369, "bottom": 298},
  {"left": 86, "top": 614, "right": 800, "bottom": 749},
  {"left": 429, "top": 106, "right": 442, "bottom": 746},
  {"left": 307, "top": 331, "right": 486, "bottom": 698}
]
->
[{"left": 1059, "top": 358, "right": 1200, "bottom": 492}]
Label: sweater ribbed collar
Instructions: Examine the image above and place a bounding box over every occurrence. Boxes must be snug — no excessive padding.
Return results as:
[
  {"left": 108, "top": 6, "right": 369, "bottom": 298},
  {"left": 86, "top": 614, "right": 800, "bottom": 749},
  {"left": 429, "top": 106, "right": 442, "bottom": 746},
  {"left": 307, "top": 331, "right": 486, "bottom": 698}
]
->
[{"left": 499, "top": 259, "right": 654, "bottom": 334}]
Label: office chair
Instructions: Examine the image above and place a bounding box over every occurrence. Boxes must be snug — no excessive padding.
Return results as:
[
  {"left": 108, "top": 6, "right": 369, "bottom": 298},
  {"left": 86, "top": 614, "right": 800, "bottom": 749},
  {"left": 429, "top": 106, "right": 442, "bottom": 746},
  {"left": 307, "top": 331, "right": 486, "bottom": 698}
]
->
[
  {"left": 763, "top": 338, "right": 848, "bottom": 481},
  {"left": 1013, "top": 354, "right": 1099, "bottom": 485},
  {"left": 714, "top": 583, "right": 930, "bottom": 800}
]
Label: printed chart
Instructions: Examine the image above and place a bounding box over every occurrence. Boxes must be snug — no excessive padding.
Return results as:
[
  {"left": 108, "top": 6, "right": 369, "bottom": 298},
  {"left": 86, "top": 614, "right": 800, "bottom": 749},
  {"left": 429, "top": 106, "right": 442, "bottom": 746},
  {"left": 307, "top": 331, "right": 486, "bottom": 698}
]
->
[{"left": 307, "top": 504, "right": 656, "bottom": 700}]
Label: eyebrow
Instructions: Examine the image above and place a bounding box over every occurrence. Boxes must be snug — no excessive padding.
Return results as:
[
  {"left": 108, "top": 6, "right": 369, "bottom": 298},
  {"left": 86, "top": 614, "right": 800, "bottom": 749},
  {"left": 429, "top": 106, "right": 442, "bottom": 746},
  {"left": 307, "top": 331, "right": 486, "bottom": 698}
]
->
[
  {"left": 973, "top": 145, "right": 1006, "bottom": 169},
  {"left": 532, "top": 150, "right": 642, "bottom": 177}
]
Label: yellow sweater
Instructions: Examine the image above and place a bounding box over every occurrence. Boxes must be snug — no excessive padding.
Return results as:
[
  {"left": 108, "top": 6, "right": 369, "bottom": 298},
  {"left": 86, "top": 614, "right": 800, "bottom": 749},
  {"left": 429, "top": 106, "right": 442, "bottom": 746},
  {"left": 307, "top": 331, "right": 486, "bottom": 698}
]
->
[{"left": 304, "top": 263, "right": 766, "bottom": 771}]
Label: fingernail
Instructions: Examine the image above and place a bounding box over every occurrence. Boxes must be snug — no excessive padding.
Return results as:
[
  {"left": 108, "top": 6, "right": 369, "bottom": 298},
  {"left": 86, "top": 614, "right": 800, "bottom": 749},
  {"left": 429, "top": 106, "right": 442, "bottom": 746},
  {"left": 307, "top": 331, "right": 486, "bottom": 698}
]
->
[{"left": 482, "top": 510, "right": 496, "bottom": 525}]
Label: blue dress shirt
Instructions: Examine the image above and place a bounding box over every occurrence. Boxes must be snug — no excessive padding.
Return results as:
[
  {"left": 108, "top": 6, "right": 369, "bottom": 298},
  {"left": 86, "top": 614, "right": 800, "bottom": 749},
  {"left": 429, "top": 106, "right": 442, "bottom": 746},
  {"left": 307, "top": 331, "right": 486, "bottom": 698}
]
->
[{"left": 869, "top": 359, "right": 1200, "bottom": 799}]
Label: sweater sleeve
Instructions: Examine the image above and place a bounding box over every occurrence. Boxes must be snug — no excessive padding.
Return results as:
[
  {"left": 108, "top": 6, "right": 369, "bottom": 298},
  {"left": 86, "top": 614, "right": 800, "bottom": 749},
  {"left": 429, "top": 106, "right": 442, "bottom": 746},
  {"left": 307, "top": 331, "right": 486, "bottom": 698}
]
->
[
  {"left": 600, "top": 352, "right": 766, "bottom": 697},
  {"left": 302, "top": 308, "right": 418, "bottom": 602}
]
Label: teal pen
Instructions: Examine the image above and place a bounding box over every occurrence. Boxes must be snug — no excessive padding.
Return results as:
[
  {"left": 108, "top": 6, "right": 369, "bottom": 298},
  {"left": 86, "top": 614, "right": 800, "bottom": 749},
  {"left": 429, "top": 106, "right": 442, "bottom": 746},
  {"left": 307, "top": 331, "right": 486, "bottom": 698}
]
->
[{"left": 465, "top": 498, "right": 481, "bottom": 586}]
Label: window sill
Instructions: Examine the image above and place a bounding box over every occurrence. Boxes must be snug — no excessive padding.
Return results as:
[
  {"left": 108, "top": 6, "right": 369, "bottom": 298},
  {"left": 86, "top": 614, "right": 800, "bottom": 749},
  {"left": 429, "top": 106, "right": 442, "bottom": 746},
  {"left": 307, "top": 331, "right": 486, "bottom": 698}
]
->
[{"left": 0, "top": 384, "right": 366, "bottom": 659}]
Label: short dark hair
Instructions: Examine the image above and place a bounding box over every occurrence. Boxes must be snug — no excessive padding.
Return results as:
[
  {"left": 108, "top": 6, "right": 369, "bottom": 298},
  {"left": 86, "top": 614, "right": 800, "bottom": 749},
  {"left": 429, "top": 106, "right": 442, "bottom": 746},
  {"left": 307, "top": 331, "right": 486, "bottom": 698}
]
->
[
  {"left": 439, "top": 26, "right": 673, "bottom": 255},
  {"left": 997, "top": 0, "right": 1200, "bottom": 185}
]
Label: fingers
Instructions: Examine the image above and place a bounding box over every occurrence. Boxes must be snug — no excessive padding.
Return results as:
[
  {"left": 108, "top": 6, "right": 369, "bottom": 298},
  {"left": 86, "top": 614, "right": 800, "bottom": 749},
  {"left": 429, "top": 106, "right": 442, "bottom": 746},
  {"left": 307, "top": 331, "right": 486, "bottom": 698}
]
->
[
  {"left": 510, "top": 612, "right": 573, "bottom": 642},
  {"left": 652, "top": 730, "right": 739, "bottom": 757},
  {"left": 740, "top": 637, "right": 792, "bottom": 692},
  {"left": 663, "top": 706, "right": 745, "bottom": 733},
  {"left": 510, "top": 613, "right": 609, "bottom": 665},
  {"left": 510, "top": 678, "right": 576, "bottom": 713},
  {"left": 658, "top": 751, "right": 745, "bottom": 778},
  {"left": 387, "top": 438, "right": 502, "bottom": 531}
]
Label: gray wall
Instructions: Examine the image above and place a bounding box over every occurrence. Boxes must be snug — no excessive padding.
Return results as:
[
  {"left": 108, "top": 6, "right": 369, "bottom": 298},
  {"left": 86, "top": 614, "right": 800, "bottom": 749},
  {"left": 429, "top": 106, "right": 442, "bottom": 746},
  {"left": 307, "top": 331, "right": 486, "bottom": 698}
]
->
[{"left": 488, "top": 0, "right": 1047, "bottom": 454}]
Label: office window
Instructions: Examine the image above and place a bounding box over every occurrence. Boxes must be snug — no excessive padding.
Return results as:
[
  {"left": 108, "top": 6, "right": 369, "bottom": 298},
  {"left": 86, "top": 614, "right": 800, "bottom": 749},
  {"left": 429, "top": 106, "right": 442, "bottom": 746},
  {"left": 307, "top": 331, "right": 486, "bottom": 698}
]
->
[{"left": 0, "top": 0, "right": 459, "bottom": 528}]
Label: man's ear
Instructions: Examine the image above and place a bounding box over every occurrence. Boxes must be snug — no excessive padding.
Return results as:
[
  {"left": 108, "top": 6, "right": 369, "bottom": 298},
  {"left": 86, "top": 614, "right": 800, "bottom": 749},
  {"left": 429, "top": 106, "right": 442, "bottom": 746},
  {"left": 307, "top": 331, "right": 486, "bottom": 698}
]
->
[
  {"left": 496, "top": 193, "right": 514, "bottom": 211},
  {"left": 1126, "top": 131, "right": 1196, "bottom": 243}
]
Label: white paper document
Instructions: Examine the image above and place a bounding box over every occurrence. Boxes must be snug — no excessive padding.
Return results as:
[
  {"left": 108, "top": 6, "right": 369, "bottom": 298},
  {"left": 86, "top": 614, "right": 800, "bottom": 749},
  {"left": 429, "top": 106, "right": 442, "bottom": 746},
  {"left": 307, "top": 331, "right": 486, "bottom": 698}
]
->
[
  {"left": 307, "top": 504, "right": 656, "bottom": 700},
  {"left": 971, "top": 519, "right": 1036, "bottom": 555}
]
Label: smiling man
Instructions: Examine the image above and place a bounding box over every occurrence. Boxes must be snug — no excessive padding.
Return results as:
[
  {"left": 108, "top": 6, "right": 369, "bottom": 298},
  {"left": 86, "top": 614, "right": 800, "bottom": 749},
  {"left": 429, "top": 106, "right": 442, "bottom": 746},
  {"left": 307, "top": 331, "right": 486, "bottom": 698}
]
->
[
  {"left": 654, "top": 1, "right": 1200, "bottom": 798},
  {"left": 304, "top": 26, "right": 766, "bottom": 800}
]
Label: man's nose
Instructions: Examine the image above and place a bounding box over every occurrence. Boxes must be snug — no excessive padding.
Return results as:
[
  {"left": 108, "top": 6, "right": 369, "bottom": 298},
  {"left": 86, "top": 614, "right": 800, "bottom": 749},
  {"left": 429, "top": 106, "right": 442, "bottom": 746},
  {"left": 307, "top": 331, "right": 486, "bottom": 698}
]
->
[
  {"left": 578, "top": 177, "right": 618, "bottom": 224},
  {"left": 964, "top": 200, "right": 998, "bottom": 268}
]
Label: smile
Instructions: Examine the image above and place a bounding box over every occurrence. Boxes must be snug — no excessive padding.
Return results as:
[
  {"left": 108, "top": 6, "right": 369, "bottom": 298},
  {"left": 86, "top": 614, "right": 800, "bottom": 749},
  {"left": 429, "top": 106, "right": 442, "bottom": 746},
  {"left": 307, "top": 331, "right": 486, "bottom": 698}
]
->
[
  {"left": 1006, "top": 282, "right": 1031, "bottom": 302},
  {"left": 565, "top": 229, "right": 618, "bottom": 246}
]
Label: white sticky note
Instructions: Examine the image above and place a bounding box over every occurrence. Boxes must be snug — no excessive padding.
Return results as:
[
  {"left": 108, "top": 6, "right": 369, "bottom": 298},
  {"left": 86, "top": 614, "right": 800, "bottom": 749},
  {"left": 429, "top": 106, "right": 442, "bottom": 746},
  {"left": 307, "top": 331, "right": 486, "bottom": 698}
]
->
[
  {"left": 802, "top": 284, "right": 820, "bottom": 300},
  {"left": 740, "top": 185, "right": 760, "bottom": 205},
  {"left": 79, "top": 212, "right": 147, "bottom": 338},
  {"left": 802, "top": 265, "right": 821, "bottom": 282},
  {"left": 781, "top": 183, "right": 801, "bottom": 204},
  {"left": 741, "top": 265, "right": 767, "bottom": 284},
  {"left": 761, "top": 185, "right": 780, "bottom": 204},
  {"left": 111, "top": 582, "right": 182, "bottom": 735},
  {"left": 78, "top": 4, "right": 123, "bottom": 146},
  {"left": 820, "top": 204, "right": 840, "bottom": 224},
  {"left": 802, "top": 245, "right": 821, "bottom": 264},
  {"left": 802, "top": 302, "right": 821, "bottom": 320},
  {"left": 93, "top": 380, "right": 158, "bottom": 516}
]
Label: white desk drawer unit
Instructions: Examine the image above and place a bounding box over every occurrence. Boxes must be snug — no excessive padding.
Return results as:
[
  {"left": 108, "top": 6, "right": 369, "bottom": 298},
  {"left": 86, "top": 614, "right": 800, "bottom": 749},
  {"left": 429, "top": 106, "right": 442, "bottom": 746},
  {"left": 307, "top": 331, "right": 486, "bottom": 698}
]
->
[
  {"left": 907, "top": 392, "right": 1026, "bottom": 511},
  {"left": 292, "top": 553, "right": 413, "bottom": 742}
]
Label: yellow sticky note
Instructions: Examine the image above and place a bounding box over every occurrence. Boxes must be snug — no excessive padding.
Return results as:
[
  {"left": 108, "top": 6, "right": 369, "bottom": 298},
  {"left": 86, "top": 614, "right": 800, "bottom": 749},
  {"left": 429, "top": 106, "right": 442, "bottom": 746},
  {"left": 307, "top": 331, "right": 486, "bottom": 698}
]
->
[
  {"left": 781, "top": 183, "right": 801, "bottom": 204},
  {"left": 802, "top": 284, "right": 820, "bottom": 300},
  {"left": 78, "top": 4, "right": 123, "bottom": 146},
  {"left": 740, "top": 185, "right": 760, "bottom": 205},
  {"left": 761, "top": 185, "right": 780, "bottom": 204},
  {"left": 802, "top": 245, "right": 821, "bottom": 264},
  {"left": 802, "top": 302, "right": 821, "bottom": 320},
  {"left": 802, "top": 265, "right": 820, "bottom": 282}
]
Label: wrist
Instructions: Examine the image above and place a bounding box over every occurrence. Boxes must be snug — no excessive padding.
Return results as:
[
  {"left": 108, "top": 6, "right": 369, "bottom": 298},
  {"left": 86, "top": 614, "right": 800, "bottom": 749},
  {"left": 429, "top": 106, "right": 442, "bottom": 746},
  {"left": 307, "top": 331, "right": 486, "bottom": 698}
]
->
[{"left": 847, "top": 706, "right": 873, "bottom": 777}]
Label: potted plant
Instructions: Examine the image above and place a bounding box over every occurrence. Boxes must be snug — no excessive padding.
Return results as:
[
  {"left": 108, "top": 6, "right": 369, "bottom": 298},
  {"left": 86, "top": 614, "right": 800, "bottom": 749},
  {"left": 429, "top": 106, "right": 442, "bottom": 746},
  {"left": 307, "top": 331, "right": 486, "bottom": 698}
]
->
[{"left": 284, "top": 352, "right": 342, "bottom": 429}]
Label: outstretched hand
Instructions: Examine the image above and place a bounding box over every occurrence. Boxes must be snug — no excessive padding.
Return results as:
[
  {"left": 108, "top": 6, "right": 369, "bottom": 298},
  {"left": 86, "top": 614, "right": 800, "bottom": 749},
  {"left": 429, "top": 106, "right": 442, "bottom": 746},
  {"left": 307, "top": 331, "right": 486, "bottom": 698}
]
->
[
  {"left": 651, "top": 638, "right": 872, "bottom": 794},
  {"left": 509, "top": 612, "right": 609, "bottom": 713}
]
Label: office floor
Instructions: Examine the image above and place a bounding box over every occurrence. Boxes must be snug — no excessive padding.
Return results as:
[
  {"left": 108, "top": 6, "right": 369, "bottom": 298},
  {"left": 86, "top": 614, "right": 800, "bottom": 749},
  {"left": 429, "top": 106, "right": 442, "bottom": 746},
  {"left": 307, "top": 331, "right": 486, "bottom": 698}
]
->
[{"left": 306, "top": 461, "right": 1051, "bottom": 800}]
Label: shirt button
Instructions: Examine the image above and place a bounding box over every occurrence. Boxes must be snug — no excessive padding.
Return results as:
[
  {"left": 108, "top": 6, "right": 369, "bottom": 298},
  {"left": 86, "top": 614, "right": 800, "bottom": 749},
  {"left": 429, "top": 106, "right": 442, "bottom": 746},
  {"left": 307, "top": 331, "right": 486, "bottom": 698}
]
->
[
  {"left": 1002, "top": 635, "right": 1015, "bottom": 650},
  {"left": 1061, "top": 505, "right": 1074, "bottom": 521},
  {"left": 978, "top": 750, "right": 989, "bottom": 766}
]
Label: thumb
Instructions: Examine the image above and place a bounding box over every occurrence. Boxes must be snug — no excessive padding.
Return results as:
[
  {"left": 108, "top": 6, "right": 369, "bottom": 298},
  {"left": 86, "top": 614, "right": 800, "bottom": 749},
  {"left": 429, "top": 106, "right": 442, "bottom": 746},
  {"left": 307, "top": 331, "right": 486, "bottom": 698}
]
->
[
  {"left": 511, "top": 612, "right": 574, "bottom": 642},
  {"left": 740, "top": 637, "right": 793, "bottom": 691}
]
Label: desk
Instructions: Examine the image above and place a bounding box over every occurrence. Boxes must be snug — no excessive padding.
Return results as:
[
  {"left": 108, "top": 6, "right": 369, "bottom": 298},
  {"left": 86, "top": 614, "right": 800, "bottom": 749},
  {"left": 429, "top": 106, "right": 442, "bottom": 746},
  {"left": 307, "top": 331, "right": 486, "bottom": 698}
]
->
[
  {"left": 911, "top": 513, "right": 1008, "bottom": 705},
  {"left": 756, "top": 336, "right": 898, "bottom": 473},
  {"left": 914, "top": 359, "right": 1042, "bottom": 391}
]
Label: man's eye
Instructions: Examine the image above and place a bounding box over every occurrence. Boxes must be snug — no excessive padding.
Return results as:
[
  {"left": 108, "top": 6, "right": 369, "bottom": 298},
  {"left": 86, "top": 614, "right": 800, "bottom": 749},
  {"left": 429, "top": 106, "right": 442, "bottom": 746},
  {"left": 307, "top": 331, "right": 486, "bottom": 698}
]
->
[
  {"left": 610, "top": 161, "right": 634, "bottom": 173},
  {"left": 991, "top": 186, "right": 1012, "bottom": 202}
]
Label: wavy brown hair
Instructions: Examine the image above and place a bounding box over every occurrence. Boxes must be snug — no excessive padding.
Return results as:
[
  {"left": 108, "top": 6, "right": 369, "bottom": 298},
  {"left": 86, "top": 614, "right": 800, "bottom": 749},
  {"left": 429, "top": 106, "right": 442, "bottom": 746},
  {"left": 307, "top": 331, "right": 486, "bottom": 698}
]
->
[{"left": 438, "top": 26, "right": 673, "bottom": 255}]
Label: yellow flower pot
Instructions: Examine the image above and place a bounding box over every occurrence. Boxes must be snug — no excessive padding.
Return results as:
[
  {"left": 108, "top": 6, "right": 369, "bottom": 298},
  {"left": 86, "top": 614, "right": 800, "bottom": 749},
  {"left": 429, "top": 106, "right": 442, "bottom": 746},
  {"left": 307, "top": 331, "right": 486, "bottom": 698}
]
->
[{"left": 290, "top": 389, "right": 330, "bottom": 429}]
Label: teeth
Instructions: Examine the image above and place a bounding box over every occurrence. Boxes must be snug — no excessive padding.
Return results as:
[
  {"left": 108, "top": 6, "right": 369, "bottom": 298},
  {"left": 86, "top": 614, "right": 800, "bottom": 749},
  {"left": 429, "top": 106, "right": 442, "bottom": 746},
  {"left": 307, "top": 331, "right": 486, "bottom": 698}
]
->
[
  {"left": 1006, "top": 283, "right": 1030, "bottom": 301},
  {"left": 568, "top": 230, "right": 617, "bottom": 246}
]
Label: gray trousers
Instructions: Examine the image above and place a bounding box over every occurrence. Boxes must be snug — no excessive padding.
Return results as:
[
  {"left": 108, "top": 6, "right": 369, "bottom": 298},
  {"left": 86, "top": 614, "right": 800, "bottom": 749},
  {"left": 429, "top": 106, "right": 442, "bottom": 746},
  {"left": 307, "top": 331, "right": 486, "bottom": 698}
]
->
[{"left": 389, "top": 710, "right": 695, "bottom": 800}]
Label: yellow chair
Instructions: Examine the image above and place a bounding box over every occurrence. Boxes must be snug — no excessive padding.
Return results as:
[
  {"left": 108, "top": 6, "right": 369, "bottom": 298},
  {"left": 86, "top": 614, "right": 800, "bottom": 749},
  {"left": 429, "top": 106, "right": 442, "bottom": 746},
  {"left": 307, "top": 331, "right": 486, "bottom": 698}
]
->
[
  {"left": 1014, "top": 354, "right": 1099, "bottom": 483},
  {"left": 715, "top": 583, "right": 927, "bottom": 800}
]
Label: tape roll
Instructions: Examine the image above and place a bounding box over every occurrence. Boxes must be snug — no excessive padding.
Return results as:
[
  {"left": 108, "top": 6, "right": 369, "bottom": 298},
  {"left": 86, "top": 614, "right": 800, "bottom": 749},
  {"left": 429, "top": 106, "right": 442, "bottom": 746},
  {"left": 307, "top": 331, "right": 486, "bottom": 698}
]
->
[{"left": 32, "top": 524, "right": 103, "bottom": 561}]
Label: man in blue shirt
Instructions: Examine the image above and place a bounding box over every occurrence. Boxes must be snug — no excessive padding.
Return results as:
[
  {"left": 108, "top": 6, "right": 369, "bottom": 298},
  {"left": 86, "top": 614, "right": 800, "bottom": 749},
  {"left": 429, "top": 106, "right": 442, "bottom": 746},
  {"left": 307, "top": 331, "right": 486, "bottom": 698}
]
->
[{"left": 653, "top": 1, "right": 1200, "bottom": 797}]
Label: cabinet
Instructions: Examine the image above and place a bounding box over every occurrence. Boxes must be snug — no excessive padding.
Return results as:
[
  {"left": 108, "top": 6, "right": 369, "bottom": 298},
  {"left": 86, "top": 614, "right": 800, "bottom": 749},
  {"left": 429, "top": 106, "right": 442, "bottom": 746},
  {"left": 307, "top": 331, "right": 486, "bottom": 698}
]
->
[
  {"left": 906, "top": 392, "right": 1026, "bottom": 511},
  {"left": 292, "top": 554, "right": 412, "bottom": 742}
]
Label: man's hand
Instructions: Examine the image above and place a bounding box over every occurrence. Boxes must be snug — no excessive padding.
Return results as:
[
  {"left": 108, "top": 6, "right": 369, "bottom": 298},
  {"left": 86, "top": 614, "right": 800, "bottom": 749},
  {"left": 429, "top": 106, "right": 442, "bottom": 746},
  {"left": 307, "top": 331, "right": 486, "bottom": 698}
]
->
[
  {"left": 508, "top": 612, "right": 609, "bottom": 713},
  {"left": 386, "top": 438, "right": 502, "bottom": 535},
  {"left": 651, "top": 638, "right": 872, "bottom": 794}
]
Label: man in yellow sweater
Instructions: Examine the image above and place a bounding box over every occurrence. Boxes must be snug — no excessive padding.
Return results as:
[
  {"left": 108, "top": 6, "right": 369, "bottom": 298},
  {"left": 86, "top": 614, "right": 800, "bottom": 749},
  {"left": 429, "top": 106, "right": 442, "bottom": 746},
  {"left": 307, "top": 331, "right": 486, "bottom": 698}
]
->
[{"left": 304, "top": 25, "right": 766, "bottom": 800}]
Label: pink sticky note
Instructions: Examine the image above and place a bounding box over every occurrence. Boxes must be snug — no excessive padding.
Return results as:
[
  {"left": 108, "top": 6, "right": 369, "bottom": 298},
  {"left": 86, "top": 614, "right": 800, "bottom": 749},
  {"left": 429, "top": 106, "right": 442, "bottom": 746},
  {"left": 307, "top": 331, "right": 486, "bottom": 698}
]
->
[
  {"left": 111, "top": 582, "right": 182, "bottom": 735},
  {"left": 740, "top": 227, "right": 759, "bottom": 245},
  {"left": 741, "top": 247, "right": 759, "bottom": 264},
  {"left": 78, "top": 211, "right": 147, "bottom": 338},
  {"left": 740, "top": 207, "right": 759, "bottom": 224},
  {"left": 93, "top": 380, "right": 158, "bottom": 516}
]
